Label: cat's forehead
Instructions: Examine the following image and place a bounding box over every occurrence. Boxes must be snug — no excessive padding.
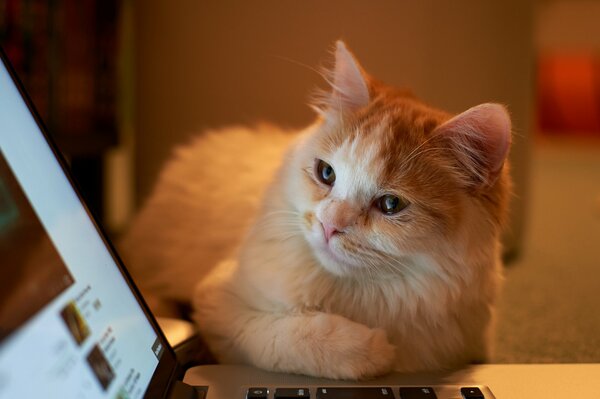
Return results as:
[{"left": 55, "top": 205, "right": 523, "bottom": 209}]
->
[
  {"left": 328, "top": 125, "right": 384, "bottom": 200},
  {"left": 318, "top": 100, "right": 450, "bottom": 198}
]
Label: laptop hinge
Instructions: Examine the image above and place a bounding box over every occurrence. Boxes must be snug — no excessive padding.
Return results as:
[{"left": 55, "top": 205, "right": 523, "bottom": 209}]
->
[{"left": 167, "top": 380, "right": 208, "bottom": 399}]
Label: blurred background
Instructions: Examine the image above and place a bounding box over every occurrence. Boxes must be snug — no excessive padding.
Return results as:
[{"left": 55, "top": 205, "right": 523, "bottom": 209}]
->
[{"left": 2, "top": 0, "right": 599, "bottom": 363}]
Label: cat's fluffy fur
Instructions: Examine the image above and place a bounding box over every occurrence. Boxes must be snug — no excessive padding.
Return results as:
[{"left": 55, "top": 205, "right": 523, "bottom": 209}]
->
[{"left": 122, "top": 41, "right": 512, "bottom": 379}]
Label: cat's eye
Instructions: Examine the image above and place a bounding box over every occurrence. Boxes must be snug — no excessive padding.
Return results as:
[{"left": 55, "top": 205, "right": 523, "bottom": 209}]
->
[
  {"left": 377, "top": 194, "right": 409, "bottom": 215},
  {"left": 316, "top": 159, "right": 336, "bottom": 186}
]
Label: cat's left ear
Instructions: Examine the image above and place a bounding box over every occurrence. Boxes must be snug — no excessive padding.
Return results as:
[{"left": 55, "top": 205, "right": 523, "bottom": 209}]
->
[
  {"left": 314, "top": 41, "right": 370, "bottom": 116},
  {"left": 434, "top": 103, "right": 511, "bottom": 187},
  {"left": 330, "top": 41, "right": 370, "bottom": 112}
]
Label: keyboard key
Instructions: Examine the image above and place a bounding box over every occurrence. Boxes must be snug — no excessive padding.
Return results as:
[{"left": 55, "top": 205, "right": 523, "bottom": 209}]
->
[
  {"left": 399, "top": 387, "right": 438, "bottom": 398},
  {"left": 316, "top": 387, "right": 393, "bottom": 398},
  {"left": 460, "top": 387, "right": 484, "bottom": 399},
  {"left": 247, "top": 387, "right": 269, "bottom": 399},
  {"left": 275, "top": 388, "right": 310, "bottom": 398}
]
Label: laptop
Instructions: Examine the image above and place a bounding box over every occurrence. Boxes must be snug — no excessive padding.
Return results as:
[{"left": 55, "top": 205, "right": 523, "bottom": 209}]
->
[{"left": 0, "top": 48, "right": 496, "bottom": 398}]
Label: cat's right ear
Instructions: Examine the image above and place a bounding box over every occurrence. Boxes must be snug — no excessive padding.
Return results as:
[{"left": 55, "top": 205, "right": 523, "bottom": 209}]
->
[
  {"left": 434, "top": 103, "right": 512, "bottom": 187},
  {"left": 313, "top": 41, "right": 370, "bottom": 116}
]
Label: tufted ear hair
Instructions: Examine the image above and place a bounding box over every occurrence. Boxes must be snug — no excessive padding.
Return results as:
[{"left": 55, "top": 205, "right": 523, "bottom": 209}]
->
[
  {"left": 330, "top": 41, "right": 370, "bottom": 112},
  {"left": 434, "top": 103, "right": 512, "bottom": 187},
  {"left": 313, "top": 41, "right": 370, "bottom": 116}
]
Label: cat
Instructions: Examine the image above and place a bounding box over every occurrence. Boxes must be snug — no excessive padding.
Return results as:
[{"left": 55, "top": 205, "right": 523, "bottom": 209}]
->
[{"left": 121, "top": 41, "right": 512, "bottom": 380}]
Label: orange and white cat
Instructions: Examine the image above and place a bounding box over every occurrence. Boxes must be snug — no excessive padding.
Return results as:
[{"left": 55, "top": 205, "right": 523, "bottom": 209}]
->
[{"left": 122, "top": 41, "right": 511, "bottom": 380}]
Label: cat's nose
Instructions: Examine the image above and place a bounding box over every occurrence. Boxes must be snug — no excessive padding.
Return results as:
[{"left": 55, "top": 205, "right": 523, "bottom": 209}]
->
[
  {"left": 321, "top": 222, "right": 340, "bottom": 242},
  {"left": 318, "top": 199, "right": 361, "bottom": 242}
]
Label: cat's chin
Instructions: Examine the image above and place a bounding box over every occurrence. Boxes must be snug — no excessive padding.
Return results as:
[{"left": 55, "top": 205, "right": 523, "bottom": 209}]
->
[
  {"left": 300, "top": 225, "right": 365, "bottom": 277},
  {"left": 309, "top": 240, "right": 362, "bottom": 277}
]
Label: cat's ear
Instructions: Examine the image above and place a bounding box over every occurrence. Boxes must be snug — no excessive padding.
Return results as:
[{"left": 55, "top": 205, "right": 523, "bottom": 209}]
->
[
  {"left": 313, "top": 41, "right": 370, "bottom": 115},
  {"left": 330, "top": 41, "right": 370, "bottom": 112},
  {"left": 434, "top": 103, "right": 511, "bottom": 187}
]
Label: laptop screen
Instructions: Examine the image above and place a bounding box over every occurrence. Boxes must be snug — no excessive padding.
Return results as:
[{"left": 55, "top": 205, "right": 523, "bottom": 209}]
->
[{"left": 0, "top": 54, "right": 173, "bottom": 397}]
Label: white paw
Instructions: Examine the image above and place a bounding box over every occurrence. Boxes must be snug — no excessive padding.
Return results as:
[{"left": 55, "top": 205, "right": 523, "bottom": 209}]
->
[{"left": 302, "top": 313, "right": 396, "bottom": 380}]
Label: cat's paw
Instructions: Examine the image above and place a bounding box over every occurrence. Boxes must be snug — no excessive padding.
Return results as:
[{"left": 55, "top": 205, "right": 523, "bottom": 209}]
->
[{"left": 304, "top": 313, "right": 396, "bottom": 380}]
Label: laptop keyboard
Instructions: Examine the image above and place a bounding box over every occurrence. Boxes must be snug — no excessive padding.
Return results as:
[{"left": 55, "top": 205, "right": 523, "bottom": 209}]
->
[{"left": 246, "top": 386, "right": 490, "bottom": 399}]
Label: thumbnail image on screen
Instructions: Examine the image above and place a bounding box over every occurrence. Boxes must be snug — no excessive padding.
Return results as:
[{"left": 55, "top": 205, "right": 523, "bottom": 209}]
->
[
  {"left": 86, "top": 344, "right": 116, "bottom": 391},
  {"left": 0, "top": 153, "right": 74, "bottom": 341},
  {"left": 60, "top": 300, "right": 91, "bottom": 346}
]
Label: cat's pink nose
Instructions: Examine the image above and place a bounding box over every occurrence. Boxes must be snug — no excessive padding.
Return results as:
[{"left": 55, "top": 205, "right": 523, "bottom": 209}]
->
[{"left": 321, "top": 223, "right": 340, "bottom": 242}]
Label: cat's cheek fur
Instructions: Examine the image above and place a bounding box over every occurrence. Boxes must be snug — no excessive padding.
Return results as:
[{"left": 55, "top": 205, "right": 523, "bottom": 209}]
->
[{"left": 308, "top": 240, "right": 350, "bottom": 277}]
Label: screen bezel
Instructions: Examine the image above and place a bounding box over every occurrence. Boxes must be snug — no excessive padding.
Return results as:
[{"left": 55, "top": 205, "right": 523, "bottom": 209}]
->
[{"left": 0, "top": 45, "right": 182, "bottom": 399}]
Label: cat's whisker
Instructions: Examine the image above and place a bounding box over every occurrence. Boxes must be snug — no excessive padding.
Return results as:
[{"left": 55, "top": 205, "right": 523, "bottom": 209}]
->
[
  {"left": 263, "top": 209, "right": 302, "bottom": 216},
  {"left": 360, "top": 248, "right": 415, "bottom": 278},
  {"left": 268, "top": 219, "right": 302, "bottom": 224},
  {"left": 342, "top": 241, "right": 408, "bottom": 282},
  {"left": 360, "top": 259, "right": 384, "bottom": 301},
  {"left": 258, "top": 215, "right": 303, "bottom": 225},
  {"left": 270, "top": 54, "right": 333, "bottom": 86},
  {"left": 271, "top": 231, "right": 304, "bottom": 243},
  {"left": 258, "top": 223, "right": 304, "bottom": 232},
  {"left": 399, "top": 134, "right": 440, "bottom": 168},
  {"left": 261, "top": 214, "right": 302, "bottom": 225},
  {"left": 361, "top": 268, "right": 378, "bottom": 302},
  {"left": 259, "top": 218, "right": 304, "bottom": 230},
  {"left": 258, "top": 226, "right": 300, "bottom": 234},
  {"left": 400, "top": 146, "right": 448, "bottom": 170},
  {"left": 379, "top": 260, "right": 411, "bottom": 276}
]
